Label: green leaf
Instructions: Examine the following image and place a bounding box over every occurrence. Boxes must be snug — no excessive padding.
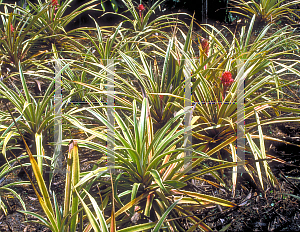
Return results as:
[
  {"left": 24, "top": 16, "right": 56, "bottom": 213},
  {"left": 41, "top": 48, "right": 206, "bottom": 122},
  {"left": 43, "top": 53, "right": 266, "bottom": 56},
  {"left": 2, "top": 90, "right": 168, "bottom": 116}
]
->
[
  {"left": 164, "top": 180, "right": 187, "bottom": 189},
  {"left": 101, "top": 0, "right": 106, "bottom": 11},
  {"left": 280, "top": 193, "right": 300, "bottom": 201},
  {"left": 149, "top": 169, "right": 168, "bottom": 193},
  {"left": 152, "top": 197, "right": 181, "bottom": 232},
  {"left": 76, "top": 189, "right": 102, "bottom": 232},
  {"left": 171, "top": 190, "right": 236, "bottom": 207},
  {"left": 117, "top": 222, "right": 156, "bottom": 232},
  {"left": 35, "top": 133, "right": 43, "bottom": 173},
  {"left": 111, "top": 0, "right": 118, "bottom": 12}
]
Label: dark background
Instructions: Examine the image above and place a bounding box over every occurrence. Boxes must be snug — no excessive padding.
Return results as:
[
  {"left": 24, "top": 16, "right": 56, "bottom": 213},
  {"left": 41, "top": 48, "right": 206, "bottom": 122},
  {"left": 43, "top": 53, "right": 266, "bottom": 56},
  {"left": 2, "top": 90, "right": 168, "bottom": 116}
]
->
[
  {"left": 2, "top": 0, "right": 233, "bottom": 29},
  {"left": 67, "top": 0, "right": 232, "bottom": 28}
]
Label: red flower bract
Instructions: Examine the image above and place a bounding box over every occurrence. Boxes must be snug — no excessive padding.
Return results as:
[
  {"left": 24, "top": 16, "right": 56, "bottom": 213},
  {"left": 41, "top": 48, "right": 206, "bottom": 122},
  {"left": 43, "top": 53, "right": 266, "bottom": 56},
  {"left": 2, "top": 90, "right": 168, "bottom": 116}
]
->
[
  {"left": 138, "top": 4, "right": 145, "bottom": 11},
  {"left": 10, "top": 24, "right": 14, "bottom": 33},
  {"left": 220, "top": 71, "right": 234, "bottom": 86},
  {"left": 51, "top": 0, "right": 58, "bottom": 6},
  {"left": 201, "top": 38, "right": 209, "bottom": 55}
]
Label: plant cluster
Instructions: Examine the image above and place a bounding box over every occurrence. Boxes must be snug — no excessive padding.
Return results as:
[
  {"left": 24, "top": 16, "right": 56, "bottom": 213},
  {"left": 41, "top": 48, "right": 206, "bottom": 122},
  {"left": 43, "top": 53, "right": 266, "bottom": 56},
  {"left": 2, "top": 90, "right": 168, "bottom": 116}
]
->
[
  {"left": 0, "top": 0, "right": 300, "bottom": 231},
  {"left": 230, "top": 0, "right": 300, "bottom": 25}
]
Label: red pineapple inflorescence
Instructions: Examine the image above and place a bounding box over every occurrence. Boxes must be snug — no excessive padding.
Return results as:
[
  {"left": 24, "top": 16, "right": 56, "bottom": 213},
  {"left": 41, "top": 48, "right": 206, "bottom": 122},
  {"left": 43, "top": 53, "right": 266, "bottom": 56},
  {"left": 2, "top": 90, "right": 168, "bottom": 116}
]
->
[
  {"left": 138, "top": 4, "right": 145, "bottom": 19},
  {"left": 51, "top": 0, "right": 59, "bottom": 19},
  {"left": 200, "top": 38, "right": 209, "bottom": 55},
  {"left": 220, "top": 71, "right": 234, "bottom": 87},
  {"left": 138, "top": 4, "right": 145, "bottom": 11},
  {"left": 220, "top": 71, "right": 234, "bottom": 101},
  {"left": 51, "top": 0, "right": 59, "bottom": 6}
]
